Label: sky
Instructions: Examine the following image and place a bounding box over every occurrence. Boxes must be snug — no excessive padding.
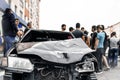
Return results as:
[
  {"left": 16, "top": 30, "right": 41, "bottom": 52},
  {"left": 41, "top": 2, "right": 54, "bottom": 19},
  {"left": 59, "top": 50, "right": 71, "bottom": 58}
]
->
[{"left": 40, "top": 0, "right": 120, "bottom": 32}]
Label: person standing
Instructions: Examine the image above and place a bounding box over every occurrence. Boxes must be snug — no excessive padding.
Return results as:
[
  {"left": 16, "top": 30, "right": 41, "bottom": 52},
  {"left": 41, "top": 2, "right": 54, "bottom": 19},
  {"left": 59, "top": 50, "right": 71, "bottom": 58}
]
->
[
  {"left": 61, "top": 24, "right": 66, "bottom": 32},
  {"left": 94, "top": 25, "right": 105, "bottom": 73},
  {"left": 109, "top": 32, "right": 119, "bottom": 67},
  {"left": 2, "top": 8, "right": 21, "bottom": 56},
  {"left": 69, "top": 27, "right": 74, "bottom": 32},
  {"left": 90, "top": 25, "right": 98, "bottom": 72},
  {"left": 101, "top": 25, "right": 110, "bottom": 71},
  {"left": 72, "top": 23, "right": 84, "bottom": 40},
  {"left": 117, "top": 40, "right": 120, "bottom": 56},
  {"left": 81, "top": 27, "right": 85, "bottom": 33},
  {"left": 15, "top": 18, "right": 24, "bottom": 32},
  {"left": 24, "top": 22, "right": 32, "bottom": 34},
  {"left": 84, "top": 30, "right": 90, "bottom": 47},
  {"left": 101, "top": 25, "right": 109, "bottom": 54},
  {"left": 15, "top": 18, "right": 23, "bottom": 41},
  {"left": 90, "top": 25, "right": 97, "bottom": 49},
  {"left": 27, "top": 22, "right": 32, "bottom": 29}
]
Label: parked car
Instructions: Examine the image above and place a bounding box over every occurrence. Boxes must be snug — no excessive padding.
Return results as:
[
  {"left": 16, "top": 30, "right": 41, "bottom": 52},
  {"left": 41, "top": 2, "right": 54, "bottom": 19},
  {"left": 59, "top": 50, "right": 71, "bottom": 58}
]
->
[{"left": 0, "top": 30, "right": 98, "bottom": 80}]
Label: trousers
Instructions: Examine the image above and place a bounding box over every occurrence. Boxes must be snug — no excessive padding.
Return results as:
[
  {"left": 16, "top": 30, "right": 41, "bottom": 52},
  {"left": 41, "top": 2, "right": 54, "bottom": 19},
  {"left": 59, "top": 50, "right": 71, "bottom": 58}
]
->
[{"left": 3, "top": 36, "right": 15, "bottom": 56}]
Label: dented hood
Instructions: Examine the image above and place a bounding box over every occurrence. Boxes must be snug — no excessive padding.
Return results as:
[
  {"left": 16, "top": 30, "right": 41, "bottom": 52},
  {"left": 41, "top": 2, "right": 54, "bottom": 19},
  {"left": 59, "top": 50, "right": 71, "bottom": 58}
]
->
[{"left": 17, "top": 38, "right": 94, "bottom": 64}]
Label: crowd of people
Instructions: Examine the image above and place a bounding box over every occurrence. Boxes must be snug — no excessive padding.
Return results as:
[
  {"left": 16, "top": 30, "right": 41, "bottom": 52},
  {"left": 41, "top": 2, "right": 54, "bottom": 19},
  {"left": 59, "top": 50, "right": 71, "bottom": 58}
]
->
[
  {"left": 1, "top": 8, "right": 32, "bottom": 56},
  {"left": 0, "top": 8, "right": 120, "bottom": 74},
  {"left": 61, "top": 23, "right": 120, "bottom": 73}
]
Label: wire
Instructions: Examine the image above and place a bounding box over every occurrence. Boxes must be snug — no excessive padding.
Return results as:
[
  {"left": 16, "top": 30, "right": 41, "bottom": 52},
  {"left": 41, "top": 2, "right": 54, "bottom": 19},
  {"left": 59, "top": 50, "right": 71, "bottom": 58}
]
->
[
  {"left": 40, "top": 68, "right": 52, "bottom": 77},
  {"left": 52, "top": 69, "right": 62, "bottom": 79}
]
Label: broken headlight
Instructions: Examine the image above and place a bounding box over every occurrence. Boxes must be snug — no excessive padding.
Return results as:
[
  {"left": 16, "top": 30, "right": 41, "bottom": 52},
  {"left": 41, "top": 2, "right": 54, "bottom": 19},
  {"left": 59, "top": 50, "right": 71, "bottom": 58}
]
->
[{"left": 75, "top": 61, "right": 94, "bottom": 73}]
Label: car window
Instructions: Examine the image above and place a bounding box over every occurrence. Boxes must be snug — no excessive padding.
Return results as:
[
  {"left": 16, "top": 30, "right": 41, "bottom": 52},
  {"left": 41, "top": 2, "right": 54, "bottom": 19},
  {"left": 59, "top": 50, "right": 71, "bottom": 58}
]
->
[{"left": 21, "top": 30, "right": 74, "bottom": 42}]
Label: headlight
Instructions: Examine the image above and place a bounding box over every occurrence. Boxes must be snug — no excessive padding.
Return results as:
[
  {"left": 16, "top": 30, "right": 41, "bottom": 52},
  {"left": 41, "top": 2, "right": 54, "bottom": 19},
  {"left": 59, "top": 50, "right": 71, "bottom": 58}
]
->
[
  {"left": 75, "top": 61, "right": 94, "bottom": 73},
  {"left": 0, "top": 57, "right": 34, "bottom": 72}
]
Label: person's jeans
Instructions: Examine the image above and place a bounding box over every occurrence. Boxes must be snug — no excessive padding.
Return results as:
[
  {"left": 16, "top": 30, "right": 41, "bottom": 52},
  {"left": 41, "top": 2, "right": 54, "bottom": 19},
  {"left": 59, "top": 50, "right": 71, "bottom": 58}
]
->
[
  {"left": 96, "top": 48, "right": 104, "bottom": 71},
  {"left": 3, "top": 36, "right": 15, "bottom": 56},
  {"left": 108, "top": 48, "right": 118, "bottom": 67}
]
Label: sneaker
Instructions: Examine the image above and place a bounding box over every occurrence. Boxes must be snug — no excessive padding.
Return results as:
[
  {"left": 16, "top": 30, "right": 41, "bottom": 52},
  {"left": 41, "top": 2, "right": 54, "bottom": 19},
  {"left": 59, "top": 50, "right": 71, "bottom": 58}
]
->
[
  {"left": 96, "top": 71, "right": 103, "bottom": 74},
  {"left": 104, "top": 67, "right": 110, "bottom": 71}
]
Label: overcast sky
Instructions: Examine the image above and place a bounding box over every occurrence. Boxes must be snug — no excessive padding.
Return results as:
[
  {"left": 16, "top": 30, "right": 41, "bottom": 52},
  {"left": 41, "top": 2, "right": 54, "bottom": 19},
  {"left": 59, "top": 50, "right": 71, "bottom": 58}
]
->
[{"left": 40, "top": 0, "right": 120, "bottom": 32}]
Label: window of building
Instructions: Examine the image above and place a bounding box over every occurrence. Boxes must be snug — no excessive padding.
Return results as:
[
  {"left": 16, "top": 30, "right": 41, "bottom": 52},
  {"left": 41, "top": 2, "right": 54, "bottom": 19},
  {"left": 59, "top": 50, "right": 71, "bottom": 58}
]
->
[
  {"left": 8, "top": 0, "right": 11, "bottom": 6},
  {"left": 20, "top": 10, "right": 23, "bottom": 19},
  {"left": 20, "top": 0, "right": 24, "bottom": 8},
  {"left": 30, "top": 9, "right": 32, "bottom": 19},
  {"left": 15, "top": 5, "right": 17, "bottom": 13},
  {"left": 24, "top": 16, "right": 26, "bottom": 21}
]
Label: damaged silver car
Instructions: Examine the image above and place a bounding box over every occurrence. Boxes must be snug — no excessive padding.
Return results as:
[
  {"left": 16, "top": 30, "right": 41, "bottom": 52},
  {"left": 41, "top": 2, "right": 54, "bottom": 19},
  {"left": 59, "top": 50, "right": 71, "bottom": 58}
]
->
[{"left": 0, "top": 30, "right": 98, "bottom": 80}]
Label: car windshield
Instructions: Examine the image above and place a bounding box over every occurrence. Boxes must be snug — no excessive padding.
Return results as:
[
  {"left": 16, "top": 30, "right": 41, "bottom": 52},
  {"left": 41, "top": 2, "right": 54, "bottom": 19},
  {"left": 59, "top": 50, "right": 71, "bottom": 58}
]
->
[
  {"left": 7, "top": 30, "right": 74, "bottom": 55},
  {"left": 20, "top": 30, "right": 74, "bottom": 42}
]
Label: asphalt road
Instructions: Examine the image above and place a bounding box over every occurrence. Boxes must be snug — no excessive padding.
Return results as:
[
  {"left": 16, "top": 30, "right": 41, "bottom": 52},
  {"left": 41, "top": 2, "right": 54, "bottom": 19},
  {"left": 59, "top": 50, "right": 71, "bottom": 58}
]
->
[{"left": 96, "top": 58, "right": 120, "bottom": 80}]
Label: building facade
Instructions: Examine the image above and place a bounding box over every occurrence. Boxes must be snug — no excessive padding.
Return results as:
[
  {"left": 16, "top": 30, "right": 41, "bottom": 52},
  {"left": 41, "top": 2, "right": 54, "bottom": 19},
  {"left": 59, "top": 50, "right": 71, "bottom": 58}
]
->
[
  {"left": 0, "top": 0, "right": 40, "bottom": 34},
  {"left": 10, "top": 0, "right": 40, "bottom": 29},
  {"left": 28, "top": 0, "right": 40, "bottom": 29},
  {"left": 105, "top": 22, "right": 120, "bottom": 39},
  {"left": 24, "top": 0, "right": 40, "bottom": 29}
]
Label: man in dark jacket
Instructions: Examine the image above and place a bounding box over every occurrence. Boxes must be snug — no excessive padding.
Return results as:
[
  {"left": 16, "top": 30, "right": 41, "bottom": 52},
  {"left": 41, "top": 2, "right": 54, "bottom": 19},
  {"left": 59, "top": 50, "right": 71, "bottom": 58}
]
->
[{"left": 2, "top": 8, "right": 20, "bottom": 56}]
